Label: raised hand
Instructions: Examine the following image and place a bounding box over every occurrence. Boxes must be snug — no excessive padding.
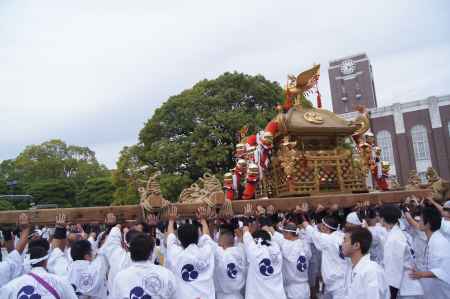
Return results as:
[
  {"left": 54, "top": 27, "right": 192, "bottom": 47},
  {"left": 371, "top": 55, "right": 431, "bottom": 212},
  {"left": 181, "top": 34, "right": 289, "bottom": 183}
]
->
[
  {"left": 266, "top": 205, "right": 275, "bottom": 216},
  {"left": 220, "top": 199, "right": 234, "bottom": 219},
  {"left": 55, "top": 213, "right": 66, "bottom": 228},
  {"left": 256, "top": 205, "right": 266, "bottom": 216},
  {"left": 146, "top": 214, "right": 159, "bottom": 226},
  {"left": 244, "top": 203, "right": 254, "bottom": 217},
  {"left": 18, "top": 213, "right": 30, "bottom": 230},
  {"left": 105, "top": 213, "right": 117, "bottom": 226},
  {"left": 196, "top": 206, "right": 208, "bottom": 221},
  {"left": 168, "top": 205, "right": 178, "bottom": 221}
]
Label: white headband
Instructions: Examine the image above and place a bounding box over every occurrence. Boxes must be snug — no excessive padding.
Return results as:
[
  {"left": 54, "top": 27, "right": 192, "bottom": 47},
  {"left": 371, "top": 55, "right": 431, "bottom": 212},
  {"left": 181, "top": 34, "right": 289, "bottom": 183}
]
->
[
  {"left": 346, "top": 212, "right": 362, "bottom": 226},
  {"left": 321, "top": 218, "right": 338, "bottom": 231},
  {"left": 28, "top": 254, "right": 49, "bottom": 265}
]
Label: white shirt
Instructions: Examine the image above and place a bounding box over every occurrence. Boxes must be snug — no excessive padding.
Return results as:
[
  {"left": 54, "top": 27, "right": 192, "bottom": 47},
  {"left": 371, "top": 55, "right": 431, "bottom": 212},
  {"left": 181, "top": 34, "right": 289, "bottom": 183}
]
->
[
  {"left": 0, "top": 266, "right": 78, "bottom": 299},
  {"left": 420, "top": 230, "right": 450, "bottom": 299},
  {"left": 110, "top": 261, "right": 177, "bottom": 299},
  {"left": 344, "top": 255, "right": 388, "bottom": 299},
  {"left": 242, "top": 231, "right": 286, "bottom": 299},
  {"left": 67, "top": 255, "right": 108, "bottom": 298},
  {"left": 383, "top": 224, "right": 423, "bottom": 296},
  {"left": 440, "top": 219, "right": 450, "bottom": 241},
  {"left": 47, "top": 247, "right": 70, "bottom": 278},
  {"left": 98, "top": 226, "right": 132, "bottom": 294},
  {"left": 272, "top": 231, "right": 311, "bottom": 292},
  {"left": 304, "top": 225, "right": 348, "bottom": 292},
  {"left": 210, "top": 241, "right": 246, "bottom": 298},
  {"left": 166, "top": 233, "right": 215, "bottom": 299},
  {"left": 0, "top": 250, "right": 24, "bottom": 287},
  {"left": 367, "top": 225, "right": 387, "bottom": 265}
]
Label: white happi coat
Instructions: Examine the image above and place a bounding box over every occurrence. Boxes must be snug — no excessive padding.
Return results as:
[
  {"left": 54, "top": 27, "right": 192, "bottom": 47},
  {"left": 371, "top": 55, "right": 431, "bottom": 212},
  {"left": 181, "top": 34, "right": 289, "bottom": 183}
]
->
[
  {"left": 209, "top": 241, "right": 246, "bottom": 299},
  {"left": 242, "top": 231, "right": 286, "bottom": 299},
  {"left": 0, "top": 266, "right": 78, "bottom": 299},
  {"left": 47, "top": 247, "right": 70, "bottom": 278},
  {"left": 420, "top": 230, "right": 450, "bottom": 299},
  {"left": 98, "top": 226, "right": 132, "bottom": 294},
  {"left": 440, "top": 219, "right": 450, "bottom": 241},
  {"left": 304, "top": 225, "right": 348, "bottom": 297},
  {"left": 0, "top": 250, "right": 24, "bottom": 287},
  {"left": 383, "top": 224, "right": 423, "bottom": 297},
  {"left": 166, "top": 233, "right": 215, "bottom": 299},
  {"left": 67, "top": 254, "right": 108, "bottom": 298},
  {"left": 272, "top": 231, "right": 311, "bottom": 299},
  {"left": 344, "top": 254, "right": 388, "bottom": 299},
  {"left": 110, "top": 261, "right": 177, "bottom": 299},
  {"left": 367, "top": 224, "right": 387, "bottom": 265}
]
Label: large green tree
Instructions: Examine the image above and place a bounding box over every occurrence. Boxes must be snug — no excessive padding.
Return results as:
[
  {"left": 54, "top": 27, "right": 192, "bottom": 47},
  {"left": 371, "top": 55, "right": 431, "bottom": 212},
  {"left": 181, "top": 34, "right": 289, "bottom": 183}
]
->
[
  {"left": 133, "top": 72, "right": 283, "bottom": 201},
  {"left": 76, "top": 177, "right": 115, "bottom": 207},
  {"left": 0, "top": 139, "right": 109, "bottom": 208}
]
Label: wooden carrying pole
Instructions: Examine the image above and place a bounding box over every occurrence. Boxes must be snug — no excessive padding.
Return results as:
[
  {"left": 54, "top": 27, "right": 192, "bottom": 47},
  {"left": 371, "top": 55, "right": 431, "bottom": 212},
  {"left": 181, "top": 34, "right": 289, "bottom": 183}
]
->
[{"left": 0, "top": 189, "right": 434, "bottom": 225}]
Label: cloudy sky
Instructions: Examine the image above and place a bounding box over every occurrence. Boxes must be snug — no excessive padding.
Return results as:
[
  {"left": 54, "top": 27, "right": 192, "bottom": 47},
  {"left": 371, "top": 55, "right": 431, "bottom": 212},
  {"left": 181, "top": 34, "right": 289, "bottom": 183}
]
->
[{"left": 1, "top": 0, "right": 449, "bottom": 169}]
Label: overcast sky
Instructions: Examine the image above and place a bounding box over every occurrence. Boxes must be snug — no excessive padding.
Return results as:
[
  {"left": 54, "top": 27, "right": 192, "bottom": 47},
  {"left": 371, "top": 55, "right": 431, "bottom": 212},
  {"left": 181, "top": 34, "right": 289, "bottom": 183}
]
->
[{"left": 1, "top": 0, "right": 449, "bottom": 169}]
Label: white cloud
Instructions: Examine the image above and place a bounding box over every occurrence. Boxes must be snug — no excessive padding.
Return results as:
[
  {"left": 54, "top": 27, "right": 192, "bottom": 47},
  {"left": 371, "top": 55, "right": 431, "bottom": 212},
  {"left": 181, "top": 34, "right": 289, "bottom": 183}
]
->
[{"left": 1, "top": 0, "right": 449, "bottom": 168}]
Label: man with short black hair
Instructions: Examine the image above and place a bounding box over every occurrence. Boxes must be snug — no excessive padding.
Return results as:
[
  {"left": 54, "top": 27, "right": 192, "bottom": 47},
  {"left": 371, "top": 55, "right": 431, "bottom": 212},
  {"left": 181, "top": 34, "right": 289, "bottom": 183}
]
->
[
  {"left": 0, "top": 243, "right": 77, "bottom": 298},
  {"left": 166, "top": 205, "right": 215, "bottom": 299},
  {"left": 409, "top": 206, "right": 450, "bottom": 299},
  {"left": 67, "top": 239, "right": 108, "bottom": 298},
  {"left": 379, "top": 205, "right": 423, "bottom": 298},
  {"left": 110, "top": 233, "right": 176, "bottom": 299},
  {"left": 342, "top": 227, "right": 388, "bottom": 299}
]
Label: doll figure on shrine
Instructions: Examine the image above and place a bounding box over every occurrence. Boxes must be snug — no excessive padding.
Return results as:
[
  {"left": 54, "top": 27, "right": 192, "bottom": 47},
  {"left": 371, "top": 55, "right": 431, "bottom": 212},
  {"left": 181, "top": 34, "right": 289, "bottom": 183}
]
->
[
  {"left": 376, "top": 161, "right": 390, "bottom": 191},
  {"left": 232, "top": 159, "right": 247, "bottom": 200},
  {"left": 224, "top": 172, "right": 235, "bottom": 200},
  {"left": 242, "top": 163, "right": 260, "bottom": 200}
]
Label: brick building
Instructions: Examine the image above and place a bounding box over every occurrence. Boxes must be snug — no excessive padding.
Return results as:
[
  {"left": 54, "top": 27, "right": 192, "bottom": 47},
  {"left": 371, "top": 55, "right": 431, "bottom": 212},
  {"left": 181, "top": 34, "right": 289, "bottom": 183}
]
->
[{"left": 329, "top": 54, "right": 450, "bottom": 184}]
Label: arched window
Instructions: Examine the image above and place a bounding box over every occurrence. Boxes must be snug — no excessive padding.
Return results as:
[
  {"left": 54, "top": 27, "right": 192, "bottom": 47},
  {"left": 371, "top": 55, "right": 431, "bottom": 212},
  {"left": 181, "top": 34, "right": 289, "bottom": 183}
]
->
[
  {"left": 376, "top": 130, "right": 396, "bottom": 176},
  {"left": 411, "top": 125, "right": 432, "bottom": 182}
]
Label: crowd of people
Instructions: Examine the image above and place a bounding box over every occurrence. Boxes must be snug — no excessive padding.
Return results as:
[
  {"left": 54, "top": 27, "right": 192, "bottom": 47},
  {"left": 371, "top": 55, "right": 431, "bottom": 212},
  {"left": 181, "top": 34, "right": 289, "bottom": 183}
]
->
[{"left": 0, "top": 196, "right": 450, "bottom": 299}]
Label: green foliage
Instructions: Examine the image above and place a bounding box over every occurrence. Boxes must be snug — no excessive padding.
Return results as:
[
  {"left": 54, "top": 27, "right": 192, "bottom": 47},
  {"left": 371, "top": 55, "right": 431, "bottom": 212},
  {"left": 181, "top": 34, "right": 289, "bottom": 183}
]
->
[
  {"left": 134, "top": 72, "right": 282, "bottom": 200},
  {"left": 159, "top": 174, "right": 193, "bottom": 202},
  {"left": 76, "top": 177, "right": 115, "bottom": 207},
  {"left": 25, "top": 179, "right": 77, "bottom": 207},
  {"left": 0, "top": 199, "right": 14, "bottom": 211}
]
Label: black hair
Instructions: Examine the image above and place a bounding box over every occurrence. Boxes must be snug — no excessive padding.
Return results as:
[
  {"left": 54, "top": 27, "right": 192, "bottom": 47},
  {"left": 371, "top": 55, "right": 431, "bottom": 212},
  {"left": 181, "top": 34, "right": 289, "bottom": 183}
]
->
[
  {"left": 29, "top": 238, "right": 50, "bottom": 252},
  {"left": 252, "top": 229, "right": 271, "bottom": 246},
  {"left": 177, "top": 223, "right": 199, "bottom": 249},
  {"left": 130, "top": 233, "right": 154, "bottom": 262},
  {"left": 29, "top": 246, "right": 48, "bottom": 268},
  {"left": 70, "top": 240, "right": 92, "bottom": 261},
  {"left": 322, "top": 215, "right": 339, "bottom": 231},
  {"left": 379, "top": 205, "right": 402, "bottom": 225},
  {"left": 348, "top": 227, "right": 372, "bottom": 255},
  {"left": 125, "top": 229, "right": 141, "bottom": 245},
  {"left": 421, "top": 206, "right": 442, "bottom": 232}
]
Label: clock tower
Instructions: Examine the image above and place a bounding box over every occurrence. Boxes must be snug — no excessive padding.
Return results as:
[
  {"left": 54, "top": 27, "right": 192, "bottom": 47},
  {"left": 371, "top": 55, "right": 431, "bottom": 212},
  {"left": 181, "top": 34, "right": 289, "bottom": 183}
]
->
[{"left": 328, "top": 53, "right": 378, "bottom": 114}]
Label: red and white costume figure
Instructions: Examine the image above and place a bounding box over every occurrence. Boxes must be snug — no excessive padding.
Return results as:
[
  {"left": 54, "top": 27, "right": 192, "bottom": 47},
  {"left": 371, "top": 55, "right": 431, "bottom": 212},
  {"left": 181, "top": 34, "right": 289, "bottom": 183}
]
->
[
  {"left": 242, "top": 163, "right": 259, "bottom": 200},
  {"left": 223, "top": 172, "right": 235, "bottom": 200},
  {"left": 233, "top": 159, "right": 247, "bottom": 200},
  {"left": 376, "top": 161, "right": 390, "bottom": 191}
]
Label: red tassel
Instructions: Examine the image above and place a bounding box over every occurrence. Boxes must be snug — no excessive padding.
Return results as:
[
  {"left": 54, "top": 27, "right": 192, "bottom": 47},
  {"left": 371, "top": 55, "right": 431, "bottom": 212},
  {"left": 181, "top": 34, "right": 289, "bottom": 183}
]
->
[{"left": 316, "top": 89, "right": 322, "bottom": 108}]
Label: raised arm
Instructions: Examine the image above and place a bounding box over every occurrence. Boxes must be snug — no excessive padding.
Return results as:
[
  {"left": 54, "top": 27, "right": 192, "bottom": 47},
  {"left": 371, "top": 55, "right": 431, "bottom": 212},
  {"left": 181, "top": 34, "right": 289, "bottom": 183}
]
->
[
  {"left": 52, "top": 213, "right": 67, "bottom": 252},
  {"left": 16, "top": 213, "right": 31, "bottom": 254}
]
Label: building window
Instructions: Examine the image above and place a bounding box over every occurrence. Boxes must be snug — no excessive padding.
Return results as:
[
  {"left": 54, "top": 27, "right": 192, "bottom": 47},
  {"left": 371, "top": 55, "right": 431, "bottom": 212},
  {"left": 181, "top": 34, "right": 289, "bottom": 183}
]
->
[
  {"left": 410, "top": 125, "right": 432, "bottom": 182},
  {"left": 376, "top": 130, "right": 396, "bottom": 176}
]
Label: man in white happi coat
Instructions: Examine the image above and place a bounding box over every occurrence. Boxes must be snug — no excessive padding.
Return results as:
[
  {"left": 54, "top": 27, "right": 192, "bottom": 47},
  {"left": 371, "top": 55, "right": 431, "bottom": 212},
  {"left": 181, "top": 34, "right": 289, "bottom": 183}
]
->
[
  {"left": 409, "top": 206, "right": 450, "bottom": 299},
  {"left": 379, "top": 205, "right": 423, "bottom": 299},
  {"left": 301, "top": 215, "right": 348, "bottom": 299},
  {"left": 242, "top": 223, "right": 286, "bottom": 299},
  {"left": 166, "top": 206, "right": 215, "bottom": 299},
  {"left": 0, "top": 213, "right": 29, "bottom": 287},
  {"left": 68, "top": 239, "right": 108, "bottom": 298},
  {"left": 266, "top": 221, "right": 311, "bottom": 299},
  {"left": 0, "top": 242, "right": 77, "bottom": 299},
  {"left": 208, "top": 228, "right": 246, "bottom": 299},
  {"left": 342, "top": 227, "right": 388, "bottom": 299},
  {"left": 111, "top": 232, "right": 177, "bottom": 299}
]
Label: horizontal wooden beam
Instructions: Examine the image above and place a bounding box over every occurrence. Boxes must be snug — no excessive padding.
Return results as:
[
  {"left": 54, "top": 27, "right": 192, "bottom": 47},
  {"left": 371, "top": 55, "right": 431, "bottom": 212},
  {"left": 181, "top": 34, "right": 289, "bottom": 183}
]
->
[
  {"left": 0, "top": 189, "right": 435, "bottom": 224},
  {"left": 0, "top": 205, "right": 143, "bottom": 225}
]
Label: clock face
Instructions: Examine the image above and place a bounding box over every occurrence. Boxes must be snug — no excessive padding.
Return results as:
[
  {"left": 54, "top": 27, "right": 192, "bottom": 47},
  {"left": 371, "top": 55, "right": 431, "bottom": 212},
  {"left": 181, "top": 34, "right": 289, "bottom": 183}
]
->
[{"left": 340, "top": 59, "right": 355, "bottom": 75}]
